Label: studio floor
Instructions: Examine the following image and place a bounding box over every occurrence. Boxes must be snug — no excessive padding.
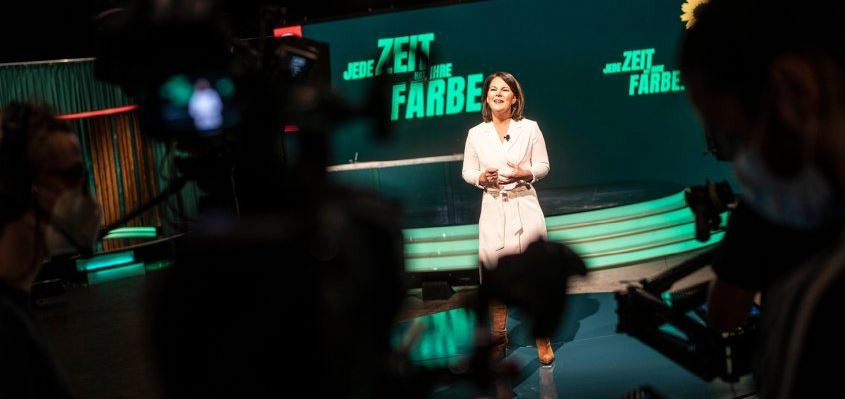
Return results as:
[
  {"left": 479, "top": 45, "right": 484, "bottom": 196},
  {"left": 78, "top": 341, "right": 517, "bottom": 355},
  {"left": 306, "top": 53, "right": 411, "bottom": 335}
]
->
[
  {"left": 32, "top": 251, "right": 752, "bottom": 399},
  {"left": 395, "top": 292, "right": 755, "bottom": 399}
]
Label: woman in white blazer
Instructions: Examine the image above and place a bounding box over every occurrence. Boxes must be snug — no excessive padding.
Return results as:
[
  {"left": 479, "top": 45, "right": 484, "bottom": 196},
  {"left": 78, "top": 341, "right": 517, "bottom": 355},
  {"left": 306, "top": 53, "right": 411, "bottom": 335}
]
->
[{"left": 461, "top": 72, "right": 554, "bottom": 365}]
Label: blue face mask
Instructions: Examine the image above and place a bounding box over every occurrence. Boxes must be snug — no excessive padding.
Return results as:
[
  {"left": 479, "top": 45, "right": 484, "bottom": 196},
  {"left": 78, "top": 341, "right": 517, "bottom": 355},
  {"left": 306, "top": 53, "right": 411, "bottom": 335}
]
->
[{"left": 733, "top": 146, "right": 842, "bottom": 230}]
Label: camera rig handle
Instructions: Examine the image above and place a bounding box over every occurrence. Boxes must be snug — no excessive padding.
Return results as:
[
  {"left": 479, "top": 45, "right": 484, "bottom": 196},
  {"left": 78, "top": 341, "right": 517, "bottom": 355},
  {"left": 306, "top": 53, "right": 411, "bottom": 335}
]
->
[{"left": 615, "top": 246, "right": 758, "bottom": 383}]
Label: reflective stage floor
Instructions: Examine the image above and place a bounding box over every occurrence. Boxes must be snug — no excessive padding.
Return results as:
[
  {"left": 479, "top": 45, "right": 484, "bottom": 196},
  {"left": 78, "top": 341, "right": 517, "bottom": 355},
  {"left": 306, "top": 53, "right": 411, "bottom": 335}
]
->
[
  {"left": 394, "top": 292, "right": 755, "bottom": 399},
  {"left": 35, "top": 273, "right": 753, "bottom": 398}
]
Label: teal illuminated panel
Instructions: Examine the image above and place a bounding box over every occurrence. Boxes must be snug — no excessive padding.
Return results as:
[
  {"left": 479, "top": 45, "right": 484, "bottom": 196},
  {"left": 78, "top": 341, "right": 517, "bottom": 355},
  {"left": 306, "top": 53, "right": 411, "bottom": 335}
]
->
[
  {"left": 545, "top": 192, "right": 685, "bottom": 229},
  {"left": 87, "top": 262, "right": 146, "bottom": 284},
  {"left": 405, "top": 254, "right": 478, "bottom": 272},
  {"left": 108, "top": 226, "right": 156, "bottom": 234},
  {"left": 402, "top": 192, "right": 685, "bottom": 243},
  {"left": 405, "top": 239, "right": 477, "bottom": 257},
  {"left": 404, "top": 214, "right": 695, "bottom": 259},
  {"left": 549, "top": 207, "right": 694, "bottom": 242},
  {"left": 405, "top": 210, "right": 694, "bottom": 258},
  {"left": 571, "top": 213, "right": 726, "bottom": 257},
  {"left": 584, "top": 232, "right": 725, "bottom": 269},
  {"left": 403, "top": 233, "right": 723, "bottom": 272},
  {"left": 404, "top": 223, "right": 478, "bottom": 242},
  {"left": 403, "top": 232, "right": 723, "bottom": 273},
  {"left": 568, "top": 222, "right": 698, "bottom": 256},
  {"left": 401, "top": 192, "right": 727, "bottom": 273},
  {"left": 103, "top": 226, "right": 157, "bottom": 240},
  {"left": 76, "top": 251, "right": 135, "bottom": 272},
  {"left": 391, "top": 308, "right": 476, "bottom": 367},
  {"left": 144, "top": 260, "right": 174, "bottom": 272},
  {"left": 404, "top": 209, "right": 700, "bottom": 258},
  {"left": 403, "top": 213, "right": 725, "bottom": 262},
  {"left": 103, "top": 232, "right": 158, "bottom": 239}
]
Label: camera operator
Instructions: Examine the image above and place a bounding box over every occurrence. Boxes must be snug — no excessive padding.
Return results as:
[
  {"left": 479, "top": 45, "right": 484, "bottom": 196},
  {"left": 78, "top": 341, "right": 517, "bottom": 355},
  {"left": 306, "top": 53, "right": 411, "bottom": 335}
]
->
[
  {"left": 703, "top": 202, "right": 841, "bottom": 331},
  {"left": 680, "top": 0, "right": 845, "bottom": 396},
  {"left": 0, "top": 102, "right": 101, "bottom": 397}
]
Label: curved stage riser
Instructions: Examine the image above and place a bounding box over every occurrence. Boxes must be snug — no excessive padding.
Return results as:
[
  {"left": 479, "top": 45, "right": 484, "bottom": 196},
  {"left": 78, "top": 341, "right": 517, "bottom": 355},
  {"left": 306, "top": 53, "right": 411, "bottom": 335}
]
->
[
  {"left": 403, "top": 192, "right": 725, "bottom": 272},
  {"left": 71, "top": 192, "right": 726, "bottom": 284}
]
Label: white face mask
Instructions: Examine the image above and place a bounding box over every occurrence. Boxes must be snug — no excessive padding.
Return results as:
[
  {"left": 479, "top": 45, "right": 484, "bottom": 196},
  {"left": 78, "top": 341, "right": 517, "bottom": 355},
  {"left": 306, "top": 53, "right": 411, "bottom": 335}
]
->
[
  {"left": 733, "top": 146, "right": 842, "bottom": 230},
  {"left": 42, "top": 188, "right": 102, "bottom": 257}
]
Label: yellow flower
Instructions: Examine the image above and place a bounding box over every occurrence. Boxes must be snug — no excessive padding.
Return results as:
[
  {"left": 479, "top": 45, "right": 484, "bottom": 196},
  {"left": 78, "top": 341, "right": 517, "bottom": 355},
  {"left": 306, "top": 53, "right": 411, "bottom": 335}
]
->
[{"left": 681, "top": 0, "right": 709, "bottom": 29}]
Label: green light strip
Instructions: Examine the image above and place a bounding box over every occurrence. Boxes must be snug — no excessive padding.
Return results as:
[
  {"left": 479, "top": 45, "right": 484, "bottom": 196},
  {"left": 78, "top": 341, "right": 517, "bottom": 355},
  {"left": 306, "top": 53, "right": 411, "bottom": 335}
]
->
[
  {"left": 403, "top": 211, "right": 726, "bottom": 260},
  {"left": 404, "top": 223, "right": 478, "bottom": 243},
  {"left": 103, "top": 232, "right": 158, "bottom": 239},
  {"left": 144, "top": 260, "right": 174, "bottom": 272},
  {"left": 76, "top": 250, "right": 135, "bottom": 272},
  {"left": 403, "top": 216, "right": 690, "bottom": 258},
  {"left": 583, "top": 232, "right": 724, "bottom": 269},
  {"left": 569, "top": 222, "right": 698, "bottom": 256},
  {"left": 87, "top": 262, "right": 146, "bottom": 285},
  {"left": 549, "top": 207, "right": 694, "bottom": 243},
  {"left": 404, "top": 221, "right": 704, "bottom": 260},
  {"left": 406, "top": 254, "right": 478, "bottom": 272},
  {"left": 545, "top": 192, "right": 686, "bottom": 229},
  {"left": 402, "top": 192, "right": 687, "bottom": 243},
  {"left": 404, "top": 231, "right": 723, "bottom": 273},
  {"left": 102, "top": 226, "right": 157, "bottom": 240},
  {"left": 108, "top": 227, "right": 156, "bottom": 234},
  {"left": 401, "top": 191, "right": 730, "bottom": 273},
  {"left": 405, "top": 239, "right": 477, "bottom": 257}
]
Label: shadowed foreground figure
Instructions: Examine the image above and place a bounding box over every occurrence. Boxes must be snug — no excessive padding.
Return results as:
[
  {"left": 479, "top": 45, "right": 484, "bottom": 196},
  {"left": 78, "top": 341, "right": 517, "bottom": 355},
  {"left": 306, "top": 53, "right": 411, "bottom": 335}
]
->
[
  {"left": 681, "top": 0, "right": 845, "bottom": 397},
  {"left": 0, "top": 102, "right": 101, "bottom": 398}
]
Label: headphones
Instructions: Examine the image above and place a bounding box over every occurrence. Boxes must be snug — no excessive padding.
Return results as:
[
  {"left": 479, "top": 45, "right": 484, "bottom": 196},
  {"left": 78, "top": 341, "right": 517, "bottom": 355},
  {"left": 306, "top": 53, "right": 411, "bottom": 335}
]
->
[{"left": 0, "top": 102, "right": 35, "bottom": 225}]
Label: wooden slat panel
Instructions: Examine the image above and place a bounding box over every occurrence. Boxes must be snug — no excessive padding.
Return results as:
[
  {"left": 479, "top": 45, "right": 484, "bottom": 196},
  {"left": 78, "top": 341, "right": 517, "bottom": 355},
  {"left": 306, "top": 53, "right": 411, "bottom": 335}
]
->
[{"left": 80, "top": 111, "right": 167, "bottom": 251}]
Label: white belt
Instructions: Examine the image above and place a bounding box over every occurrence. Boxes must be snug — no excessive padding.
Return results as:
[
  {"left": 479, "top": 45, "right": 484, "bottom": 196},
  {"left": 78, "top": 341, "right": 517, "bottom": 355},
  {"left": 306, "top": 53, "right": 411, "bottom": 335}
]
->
[{"left": 485, "top": 185, "right": 531, "bottom": 250}]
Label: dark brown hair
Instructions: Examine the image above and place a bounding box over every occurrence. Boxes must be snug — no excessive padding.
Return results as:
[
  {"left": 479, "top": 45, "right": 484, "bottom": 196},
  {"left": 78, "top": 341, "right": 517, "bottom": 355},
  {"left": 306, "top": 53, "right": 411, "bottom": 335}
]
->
[{"left": 481, "top": 72, "right": 525, "bottom": 122}]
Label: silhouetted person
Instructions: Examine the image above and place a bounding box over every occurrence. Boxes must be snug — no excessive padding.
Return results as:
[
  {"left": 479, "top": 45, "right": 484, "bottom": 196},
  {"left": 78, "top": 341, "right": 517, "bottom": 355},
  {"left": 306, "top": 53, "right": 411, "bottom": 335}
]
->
[
  {"left": 681, "top": 1, "right": 845, "bottom": 396},
  {"left": 0, "top": 102, "right": 101, "bottom": 398}
]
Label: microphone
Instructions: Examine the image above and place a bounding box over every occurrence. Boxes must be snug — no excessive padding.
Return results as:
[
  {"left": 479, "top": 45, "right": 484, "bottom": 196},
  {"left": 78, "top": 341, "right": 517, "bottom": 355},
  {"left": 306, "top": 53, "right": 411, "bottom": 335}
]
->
[{"left": 504, "top": 134, "right": 510, "bottom": 141}]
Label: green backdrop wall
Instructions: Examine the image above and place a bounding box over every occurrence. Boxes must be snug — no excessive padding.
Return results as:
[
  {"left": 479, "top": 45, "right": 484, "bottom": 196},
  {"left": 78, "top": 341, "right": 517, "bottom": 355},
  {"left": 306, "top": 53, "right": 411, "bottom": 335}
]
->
[{"left": 301, "top": 0, "right": 732, "bottom": 193}]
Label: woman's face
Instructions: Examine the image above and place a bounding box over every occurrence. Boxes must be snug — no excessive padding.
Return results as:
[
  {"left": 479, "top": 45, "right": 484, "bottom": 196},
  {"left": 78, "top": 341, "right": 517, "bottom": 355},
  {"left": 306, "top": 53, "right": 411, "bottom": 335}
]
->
[
  {"left": 486, "top": 76, "right": 517, "bottom": 116},
  {"left": 30, "top": 132, "right": 84, "bottom": 214}
]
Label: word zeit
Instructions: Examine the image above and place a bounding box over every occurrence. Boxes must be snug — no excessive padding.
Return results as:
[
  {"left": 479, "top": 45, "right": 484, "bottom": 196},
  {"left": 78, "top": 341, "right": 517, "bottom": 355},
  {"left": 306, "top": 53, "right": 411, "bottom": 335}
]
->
[
  {"left": 341, "top": 33, "right": 484, "bottom": 121},
  {"left": 343, "top": 33, "right": 435, "bottom": 80},
  {"left": 602, "top": 48, "right": 685, "bottom": 96}
]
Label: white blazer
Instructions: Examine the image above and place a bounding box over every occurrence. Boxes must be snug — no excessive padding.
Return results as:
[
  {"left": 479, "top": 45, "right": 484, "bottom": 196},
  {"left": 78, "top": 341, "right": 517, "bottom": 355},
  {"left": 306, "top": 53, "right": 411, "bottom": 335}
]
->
[{"left": 461, "top": 118, "right": 550, "bottom": 269}]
